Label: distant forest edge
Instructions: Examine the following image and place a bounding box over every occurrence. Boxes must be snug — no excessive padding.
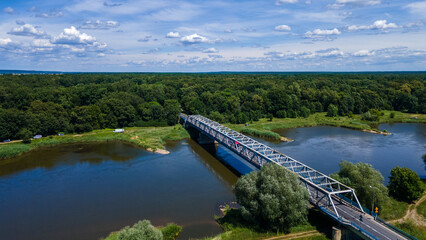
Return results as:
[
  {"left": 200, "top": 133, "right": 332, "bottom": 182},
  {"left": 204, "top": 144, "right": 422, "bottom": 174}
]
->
[{"left": 0, "top": 73, "right": 424, "bottom": 141}]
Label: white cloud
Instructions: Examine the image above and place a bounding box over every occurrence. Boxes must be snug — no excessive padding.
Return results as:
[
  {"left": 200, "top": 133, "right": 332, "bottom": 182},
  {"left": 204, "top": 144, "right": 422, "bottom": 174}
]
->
[
  {"left": 274, "top": 25, "right": 291, "bottom": 31},
  {"left": 79, "top": 20, "right": 119, "bottom": 30},
  {"left": 305, "top": 28, "right": 341, "bottom": 36},
  {"left": 405, "top": 1, "right": 426, "bottom": 15},
  {"left": 353, "top": 49, "right": 374, "bottom": 56},
  {"left": 16, "top": 20, "right": 25, "bottom": 25},
  {"left": 166, "top": 32, "right": 180, "bottom": 38},
  {"left": 348, "top": 20, "right": 398, "bottom": 31},
  {"left": 276, "top": 0, "right": 299, "bottom": 4},
  {"left": 53, "top": 26, "right": 102, "bottom": 47},
  {"left": 0, "top": 38, "right": 12, "bottom": 46},
  {"left": 8, "top": 24, "right": 49, "bottom": 38},
  {"left": 138, "top": 36, "right": 152, "bottom": 42},
  {"left": 224, "top": 29, "right": 233, "bottom": 33},
  {"left": 36, "top": 10, "right": 63, "bottom": 18},
  {"left": 180, "top": 33, "right": 209, "bottom": 44},
  {"left": 3, "top": 7, "right": 14, "bottom": 14},
  {"left": 203, "top": 48, "right": 218, "bottom": 53},
  {"left": 334, "top": 0, "right": 380, "bottom": 7}
]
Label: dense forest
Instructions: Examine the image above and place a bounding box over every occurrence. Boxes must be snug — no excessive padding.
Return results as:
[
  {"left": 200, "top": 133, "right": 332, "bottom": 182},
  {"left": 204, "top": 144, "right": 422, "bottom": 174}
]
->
[{"left": 0, "top": 73, "right": 424, "bottom": 141}]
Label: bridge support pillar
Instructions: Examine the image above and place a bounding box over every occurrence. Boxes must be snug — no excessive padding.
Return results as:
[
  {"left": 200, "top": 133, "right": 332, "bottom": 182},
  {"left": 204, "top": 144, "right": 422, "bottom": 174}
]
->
[{"left": 332, "top": 226, "right": 342, "bottom": 240}]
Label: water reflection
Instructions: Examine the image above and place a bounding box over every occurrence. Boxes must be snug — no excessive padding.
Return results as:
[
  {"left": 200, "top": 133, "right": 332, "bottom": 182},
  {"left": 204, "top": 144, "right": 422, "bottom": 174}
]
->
[
  {"left": 271, "top": 123, "right": 425, "bottom": 181},
  {"left": 0, "top": 140, "right": 237, "bottom": 240}
]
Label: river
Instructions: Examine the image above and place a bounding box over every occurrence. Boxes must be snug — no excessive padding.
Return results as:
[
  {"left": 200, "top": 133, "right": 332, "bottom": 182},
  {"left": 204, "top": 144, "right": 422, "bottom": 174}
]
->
[{"left": 0, "top": 123, "right": 424, "bottom": 240}]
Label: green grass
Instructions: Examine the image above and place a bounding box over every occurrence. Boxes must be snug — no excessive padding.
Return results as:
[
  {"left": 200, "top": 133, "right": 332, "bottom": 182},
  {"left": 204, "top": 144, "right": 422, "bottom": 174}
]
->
[
  {"left": 0, "top": 125, "right": 189, "bottom": 160},
  {"left": 226, "top": 111, "right": 426, "bottom": 141},
  {"left": 416, "top": 197, "right": 426, "bottom": 219},
  {"left": 394, "top": 220, "right": 426, "bottom": 240},
  {"left": 239, "top": 128, "right": 282, "bottom": 141},
  {"left": 203, "top": 208, "right": 332, "bottom": 240},
  {"left": 379, "top": 197, "right": 410, "bottom": 221},
  {"left": 102, "top": 223, "right": 181, "bottom": 240}
]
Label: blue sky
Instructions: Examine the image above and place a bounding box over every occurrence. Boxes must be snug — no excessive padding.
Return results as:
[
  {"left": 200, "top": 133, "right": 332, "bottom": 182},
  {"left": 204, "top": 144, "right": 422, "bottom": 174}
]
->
[{"left": 0, "top": 0, "right": 425, "bottom": 72}]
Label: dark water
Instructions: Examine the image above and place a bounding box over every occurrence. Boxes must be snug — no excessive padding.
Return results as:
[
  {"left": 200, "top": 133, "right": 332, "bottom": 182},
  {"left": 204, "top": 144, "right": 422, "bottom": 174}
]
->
[
  {"left": 271, "top": 123, "right": 426, "bottom": 182},
  {"left": 0, "top": 123, "right": 424, "bottom": 240},
  {"left": 0, "top": 140, "right": 238, "bottom": 240}
]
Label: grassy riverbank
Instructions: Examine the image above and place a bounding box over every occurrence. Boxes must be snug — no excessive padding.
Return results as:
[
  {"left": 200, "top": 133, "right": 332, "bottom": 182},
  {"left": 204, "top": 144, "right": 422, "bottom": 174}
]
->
[
  {"left": 203, "top": 208, "right": 332, "bottom": 240},
  {"left": 102, "top": 223, "right": 182, "bottom": 240},
  {"left": 227, "top": 111, "right": 426, "bottom": 140},
  {"left": 1, "top": 111, "right": 424, "bottom": 160},
  {"left": 0, "top": 125, "right": 189, "bottom": 159}
]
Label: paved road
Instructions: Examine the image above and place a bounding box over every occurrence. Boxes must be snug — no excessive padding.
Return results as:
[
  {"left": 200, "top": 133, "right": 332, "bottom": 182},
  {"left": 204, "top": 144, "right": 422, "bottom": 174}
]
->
[{"left": 310, "top": 191, "right": 408, "bottom": 239}]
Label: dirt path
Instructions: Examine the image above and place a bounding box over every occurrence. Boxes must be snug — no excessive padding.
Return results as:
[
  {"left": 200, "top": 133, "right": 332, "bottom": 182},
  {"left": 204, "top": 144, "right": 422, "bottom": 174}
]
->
[
  {"left": 389, "top": 194, "right": 426, "bottom": 227},
  {"left": 0, "top": 139, "right": 23, "bottom": 145},
  {"left": 263, "top": 230, "right": 321, "bottom": 240}
]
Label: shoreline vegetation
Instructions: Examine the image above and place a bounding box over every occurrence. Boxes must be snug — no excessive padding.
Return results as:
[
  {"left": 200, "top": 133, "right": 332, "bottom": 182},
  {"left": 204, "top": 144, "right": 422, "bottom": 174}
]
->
[{"left": 1, "top": 111, "right": 425, "bottom": 160}]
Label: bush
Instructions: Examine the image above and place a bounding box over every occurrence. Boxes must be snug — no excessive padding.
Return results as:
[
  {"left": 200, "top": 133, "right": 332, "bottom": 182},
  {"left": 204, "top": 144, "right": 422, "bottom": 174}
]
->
[
  {"left": 161, "top": 223, "right": 182, "bottom": 240},
  {"left": 388, "top": 166, "right": 425, "bottom": 203},
  {"left": 326, "top": 104, "right": 338, "bottom": 117},
  {"left": 117, "top": 220, "right": 162, "bottom": 240},
  {"left": 17, "top": 128, "right": 32, "bottom": 144},
  {"left": 233, "top": 163, "right": 309, "bottom": 232},
  {"left": 276, "top": 110, "right": 287, "bottom": 118},
  {"left": 390, "top": 112, "right": 395, "bottom": 118}
]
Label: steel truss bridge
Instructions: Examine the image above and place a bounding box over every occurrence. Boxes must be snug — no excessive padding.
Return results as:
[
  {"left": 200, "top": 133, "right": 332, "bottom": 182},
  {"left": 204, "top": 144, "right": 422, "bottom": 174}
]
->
[{"left": 181, "top": 114, "right": 412, "bottom": 240}]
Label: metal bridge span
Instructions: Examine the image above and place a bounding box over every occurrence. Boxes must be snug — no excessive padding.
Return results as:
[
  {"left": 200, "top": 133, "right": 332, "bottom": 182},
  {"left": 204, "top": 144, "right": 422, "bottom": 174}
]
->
[{"left": 181, "top": 114, "right": 412, "bottom": 240}]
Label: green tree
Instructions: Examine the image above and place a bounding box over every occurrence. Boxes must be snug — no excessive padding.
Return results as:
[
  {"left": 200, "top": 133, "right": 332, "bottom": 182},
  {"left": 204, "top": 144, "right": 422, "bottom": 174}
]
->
[
  {"left": 388, "top": 166, "right": 425, "bottom": 202},
  {"left": 17, "top": 128, "right": 32, "bottom": 144},
  {"left": 326, "top": 104, "right": 338, "bottom": 117},
  {"left": 163, "top": 99, "right": 181, "bottom": 125},
  {"left": 330, "top": 160, "right": 388, "bottom": 209},
  {"left": 117, "top": 220, "right": 162, "bottom": 240},
  {"left": 233, "top": 163, "right": 309, "bottom": 231}
]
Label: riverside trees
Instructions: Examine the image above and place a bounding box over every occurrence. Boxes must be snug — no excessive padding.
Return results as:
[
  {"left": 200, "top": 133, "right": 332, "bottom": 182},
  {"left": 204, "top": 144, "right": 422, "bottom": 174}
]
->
[
  {"left": 233, "top": 163, "right": 309, "bottom": 231},
  {"left": 0, "top": 73, "right": 424, "bottom": 140}
]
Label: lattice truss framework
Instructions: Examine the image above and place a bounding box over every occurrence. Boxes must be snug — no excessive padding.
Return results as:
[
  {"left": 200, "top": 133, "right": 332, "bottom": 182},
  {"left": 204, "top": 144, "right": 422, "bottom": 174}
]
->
[{"left": 182, "top": 114, "right": 364, "bottom": 218}]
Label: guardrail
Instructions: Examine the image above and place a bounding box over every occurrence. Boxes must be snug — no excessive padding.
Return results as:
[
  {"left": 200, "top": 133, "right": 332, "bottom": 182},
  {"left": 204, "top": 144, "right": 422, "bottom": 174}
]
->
[{"left": 375, "top": 217, "right": 418, "bottom": 240}]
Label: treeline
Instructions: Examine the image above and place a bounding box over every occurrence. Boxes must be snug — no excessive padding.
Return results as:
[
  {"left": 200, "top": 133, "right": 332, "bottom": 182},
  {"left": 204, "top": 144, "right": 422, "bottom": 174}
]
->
[{"left": 0, "top": 73, "right": 424, "bottom": 140}]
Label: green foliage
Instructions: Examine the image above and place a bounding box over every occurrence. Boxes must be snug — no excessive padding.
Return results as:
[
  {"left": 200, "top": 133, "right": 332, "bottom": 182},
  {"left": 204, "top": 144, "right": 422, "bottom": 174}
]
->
[
  {"left": 117, "top": 220, "right": 162, "bottom": 240},
  {"left": 233, "top": 163, "right": 309, "bottom": 232},
  {"left": 417, "top": 197, "right": 426, "bottom": 219},
  {"left": 390, "top": 112, "right": 396, "bottom": 118},
  {"left": 379, "top": 197, "right": 409, "bottom": 220},
  {"left": 388, "top": 166, "right": 425, "bottom": 202},
  {"left": 326, "top": 104, "right": 338, "bottom": 117},
  {"left": 0, "top": 73, "right": 425, "bottom": 141},
  {"left": 160, "top": 224, "right": 182, "bottom": 240},
  {"left": 361, "top": 109, "right": 382, "bottom": 121},
  {"left": 239, "top": 128, "right": 281, "bottom": 140},
  {"left": 330, "top": 160, "right": 388, "bottom": 209},
  {"left": 17, "top": 128, "right": 32, "bottom": 144},
  {"left": 394, "top": 220, "right": 426, "bottom": 240}
]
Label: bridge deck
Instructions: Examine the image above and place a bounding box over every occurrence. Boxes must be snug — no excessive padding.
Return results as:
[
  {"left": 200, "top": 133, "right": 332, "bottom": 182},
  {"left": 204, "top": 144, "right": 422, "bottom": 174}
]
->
[{"left": 181, "top": 114, "right": 411, "bottom": 240}]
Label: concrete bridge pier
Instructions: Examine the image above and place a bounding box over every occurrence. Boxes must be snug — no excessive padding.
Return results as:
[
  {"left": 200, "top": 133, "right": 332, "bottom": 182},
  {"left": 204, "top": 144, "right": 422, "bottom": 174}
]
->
[{"left": 186, "top": 126, "right": 218, "bottom": 151}]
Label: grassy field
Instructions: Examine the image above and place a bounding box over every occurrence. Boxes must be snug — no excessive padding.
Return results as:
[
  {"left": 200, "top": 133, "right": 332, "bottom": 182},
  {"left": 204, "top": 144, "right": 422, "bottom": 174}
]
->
[
  {"left": 227, "top": 111, "right": 426, "bottom": 140},
  {"left": 202, "top": 208, "right": 333, "bottom": 240},
  {"left": 380, "top": 197, "right": 410, "bottom": 220},
  {"left": 0, "top": 125, "right": 189, "bottom": 159}
]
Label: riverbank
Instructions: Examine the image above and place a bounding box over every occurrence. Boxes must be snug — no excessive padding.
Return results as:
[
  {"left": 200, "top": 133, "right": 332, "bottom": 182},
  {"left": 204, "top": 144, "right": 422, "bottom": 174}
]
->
[
  {"left": 1, "top": 111, "right": 424, "bottom": 160},
  {"left": 0, "top": 125, "right": 189, "bottom": 159},
  {"left": 227, "top": 111, "right": 426, "bottom": 140},
  {"left": 203, "top": 208, "right": 332, "bottom": 240}
]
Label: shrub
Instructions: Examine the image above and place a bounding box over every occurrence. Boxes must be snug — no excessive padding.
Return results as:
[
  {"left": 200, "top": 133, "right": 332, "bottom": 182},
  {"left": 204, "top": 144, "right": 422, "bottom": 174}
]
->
[
  {"left": 233, "top": 163, "right": 309, "bottom": 232},
  {"left": 388, "top": 166, "right": 425, "bottom": 203},
  {"left": 390, "top": 112, "right": 395, "bottom": 118},
  {"left": 17, "top": 128, "right": 32, "bottom": 144},
  {"left": 326, "top": 104, "right": 338, "bottom": 117},
  {"left": 117, "top": 220, "right": 162, "bottom": 240},
  {"left": 161, "top": 223, "right": 182, "bottom": 240},
  {"left": 276, "top": 110, "right": 287, "bottom": 118}
]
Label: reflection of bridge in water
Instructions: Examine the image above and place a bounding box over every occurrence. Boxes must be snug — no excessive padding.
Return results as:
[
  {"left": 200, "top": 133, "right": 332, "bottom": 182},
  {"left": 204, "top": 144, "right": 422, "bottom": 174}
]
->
[{"left": 180, "top": 114, "right": 413, "bottom": 240}]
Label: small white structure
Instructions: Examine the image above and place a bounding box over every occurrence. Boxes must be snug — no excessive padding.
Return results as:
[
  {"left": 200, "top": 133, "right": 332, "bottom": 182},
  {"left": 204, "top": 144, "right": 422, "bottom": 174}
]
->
[
  {"left": 113, "top": 129, "right": 125, "bottom": 133},
  {"left": 33, "top": 135, "right": 42, "bottom": 139}
]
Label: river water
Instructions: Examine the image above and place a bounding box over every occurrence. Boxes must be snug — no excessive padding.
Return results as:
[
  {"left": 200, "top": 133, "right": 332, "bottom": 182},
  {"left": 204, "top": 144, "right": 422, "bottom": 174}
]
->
[{"left": 0, "top": 123, "right": 424, "bottom": 240}]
